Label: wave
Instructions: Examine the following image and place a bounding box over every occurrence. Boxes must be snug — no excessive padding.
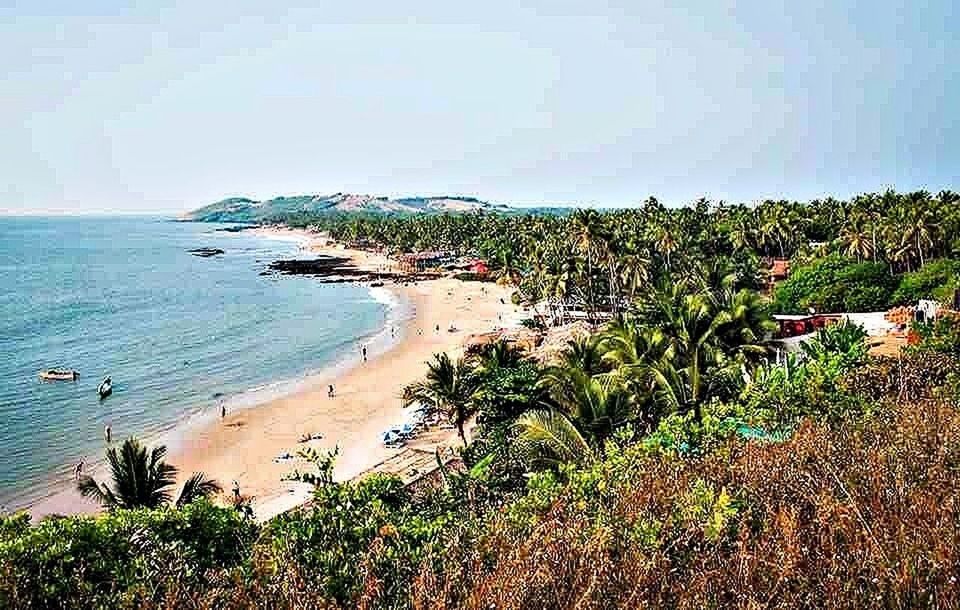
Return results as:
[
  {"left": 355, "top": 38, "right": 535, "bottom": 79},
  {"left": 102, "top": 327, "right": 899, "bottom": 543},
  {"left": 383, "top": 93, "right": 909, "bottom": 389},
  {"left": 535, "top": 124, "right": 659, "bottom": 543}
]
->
[{"left": 368, "top": 286, "right": 399, "bottom": 308}]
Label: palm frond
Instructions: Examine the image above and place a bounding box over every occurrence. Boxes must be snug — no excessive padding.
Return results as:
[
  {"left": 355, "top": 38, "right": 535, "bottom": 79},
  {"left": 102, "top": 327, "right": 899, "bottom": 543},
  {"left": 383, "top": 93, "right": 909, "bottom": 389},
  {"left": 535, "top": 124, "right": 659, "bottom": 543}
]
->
[
  {"left": 514, "top": 409, "right": 593, "bottom": 466},
  {"left": 175, "top": 472, "right": 222, "bottom": 508},
  {"left": 77, "top": 475, "right": 118, "bottom": 509}
]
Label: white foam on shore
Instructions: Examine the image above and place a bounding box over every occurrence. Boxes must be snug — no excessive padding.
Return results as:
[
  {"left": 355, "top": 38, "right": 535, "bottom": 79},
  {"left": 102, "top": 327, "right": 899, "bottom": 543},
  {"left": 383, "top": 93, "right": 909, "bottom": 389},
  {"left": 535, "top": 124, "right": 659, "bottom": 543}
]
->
[
  {"left": 247, "top": 227, "right": 315, "bottom": 249},
  {"left": 19, "top": 235, "right": 407, "bottom": 517},
  {"left": 369, "top": 285, "right": 399, "bottom": 307},
  {"left": 169, "top": 282, "right": 410, "bottom": 432}
]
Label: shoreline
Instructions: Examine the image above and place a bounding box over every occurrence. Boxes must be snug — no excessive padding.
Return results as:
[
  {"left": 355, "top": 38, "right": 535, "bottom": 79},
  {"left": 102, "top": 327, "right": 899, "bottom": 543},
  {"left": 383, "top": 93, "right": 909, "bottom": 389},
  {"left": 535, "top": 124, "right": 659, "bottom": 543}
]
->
[{"left": 26, "top": 229, "right": 520, "bottom": 521}]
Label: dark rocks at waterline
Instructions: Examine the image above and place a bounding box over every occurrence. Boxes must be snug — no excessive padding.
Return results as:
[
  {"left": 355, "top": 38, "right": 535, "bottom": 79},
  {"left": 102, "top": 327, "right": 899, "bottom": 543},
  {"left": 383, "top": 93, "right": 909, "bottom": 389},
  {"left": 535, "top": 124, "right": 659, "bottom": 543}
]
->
[
  {"left": 266, "top": 256, "right": 360, "bottom": 276},
  {"left": 264, "top": 256, "right": 385, "bottom": 283},
  {"left": 263, "top": 256, "right": 429, "bottom": 284},
  {"left": 189, "top": 247, "right": 226, "bottom": 257}
]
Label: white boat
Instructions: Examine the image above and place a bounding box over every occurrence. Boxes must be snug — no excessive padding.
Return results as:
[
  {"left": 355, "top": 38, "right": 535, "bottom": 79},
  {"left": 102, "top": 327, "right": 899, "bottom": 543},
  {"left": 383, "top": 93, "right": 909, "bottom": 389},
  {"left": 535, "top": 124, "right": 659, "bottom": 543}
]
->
[
  {"left": 39, "top": 368, "right": 79, "bottom": 381},
  {"left": 98, "top": 376, "right": 113, "bottom": 399}
]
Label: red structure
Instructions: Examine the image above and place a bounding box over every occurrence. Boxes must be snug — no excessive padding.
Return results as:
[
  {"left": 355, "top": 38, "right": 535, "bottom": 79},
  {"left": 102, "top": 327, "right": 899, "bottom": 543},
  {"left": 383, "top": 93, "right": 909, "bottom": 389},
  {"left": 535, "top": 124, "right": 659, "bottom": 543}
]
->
[
  {"left": 773, "top": 314, "right": 839, "bottom": 338},
  {"left": 469, "top": 260, "right": 489, "bottom": 274},
  {"left": 765, "top": 258, "right": 791, "bottom": 294}
]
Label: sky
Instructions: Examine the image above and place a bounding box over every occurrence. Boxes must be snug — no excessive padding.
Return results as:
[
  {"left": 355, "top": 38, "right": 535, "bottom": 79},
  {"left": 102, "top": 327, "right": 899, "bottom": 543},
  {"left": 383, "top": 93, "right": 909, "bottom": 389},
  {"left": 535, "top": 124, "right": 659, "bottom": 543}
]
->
[{"left": 1, "top": 0, "right": 957, "bottom": 214}]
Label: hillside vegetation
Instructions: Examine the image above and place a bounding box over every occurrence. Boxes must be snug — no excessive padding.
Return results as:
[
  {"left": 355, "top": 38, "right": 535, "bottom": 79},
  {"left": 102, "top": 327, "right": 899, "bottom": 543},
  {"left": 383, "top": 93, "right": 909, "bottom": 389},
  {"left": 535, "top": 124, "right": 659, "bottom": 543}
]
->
[
  {"left": 182, "top": 193, "right": 511, "bottom": 222},
  {"left": 4, "top": 188, "right": 960, "bottom": 608}
]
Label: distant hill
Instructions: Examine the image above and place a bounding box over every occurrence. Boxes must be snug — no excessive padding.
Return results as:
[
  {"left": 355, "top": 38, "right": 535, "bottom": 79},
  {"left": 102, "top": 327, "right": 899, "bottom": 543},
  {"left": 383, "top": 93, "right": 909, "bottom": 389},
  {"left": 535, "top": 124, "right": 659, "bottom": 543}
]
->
[{"left": 181, "top": 193, "right": 515, "bottom": 222}]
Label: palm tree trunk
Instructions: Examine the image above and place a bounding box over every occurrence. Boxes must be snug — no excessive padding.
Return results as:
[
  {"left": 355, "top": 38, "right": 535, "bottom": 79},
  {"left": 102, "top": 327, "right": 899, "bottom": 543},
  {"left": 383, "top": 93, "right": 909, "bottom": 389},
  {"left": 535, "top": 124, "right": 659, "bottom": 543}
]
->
[
  {"left": 586, "top": 250, "right": 595, "bottom": 326},
  {"left": 608, "top": 255, "right": 619, "bottom": 320}
]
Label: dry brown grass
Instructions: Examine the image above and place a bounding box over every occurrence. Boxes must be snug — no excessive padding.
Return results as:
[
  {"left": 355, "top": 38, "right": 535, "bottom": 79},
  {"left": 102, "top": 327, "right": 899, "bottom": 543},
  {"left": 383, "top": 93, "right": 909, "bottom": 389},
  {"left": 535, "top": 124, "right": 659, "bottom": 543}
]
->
[{"left": 411, "top": 400, "right": 960, "bottom": 610}]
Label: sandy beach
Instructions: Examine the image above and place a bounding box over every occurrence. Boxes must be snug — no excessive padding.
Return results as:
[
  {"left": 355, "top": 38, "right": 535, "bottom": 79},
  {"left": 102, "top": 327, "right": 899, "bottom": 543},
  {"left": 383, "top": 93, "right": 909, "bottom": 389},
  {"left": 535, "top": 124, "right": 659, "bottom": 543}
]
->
[{"left": 30, "top": 230, "right": 519, "bottom": 520}]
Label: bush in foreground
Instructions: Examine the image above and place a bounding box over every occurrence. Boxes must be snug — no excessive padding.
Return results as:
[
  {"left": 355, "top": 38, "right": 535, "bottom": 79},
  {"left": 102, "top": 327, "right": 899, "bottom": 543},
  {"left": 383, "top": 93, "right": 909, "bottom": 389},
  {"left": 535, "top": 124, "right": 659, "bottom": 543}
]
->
[
  {"left": 413, "top": 399, "right": 960, "bottom": 609},
  {"left": 0, "top": 500, "right": 256, "bottom": 609}
]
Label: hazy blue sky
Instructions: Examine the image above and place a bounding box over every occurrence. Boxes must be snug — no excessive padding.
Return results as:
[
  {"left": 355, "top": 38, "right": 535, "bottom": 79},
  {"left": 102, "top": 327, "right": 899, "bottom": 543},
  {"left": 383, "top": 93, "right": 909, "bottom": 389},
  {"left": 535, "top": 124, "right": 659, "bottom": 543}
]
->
[{"left": 1, "top": 0, "right": 957, "bottom": 213}]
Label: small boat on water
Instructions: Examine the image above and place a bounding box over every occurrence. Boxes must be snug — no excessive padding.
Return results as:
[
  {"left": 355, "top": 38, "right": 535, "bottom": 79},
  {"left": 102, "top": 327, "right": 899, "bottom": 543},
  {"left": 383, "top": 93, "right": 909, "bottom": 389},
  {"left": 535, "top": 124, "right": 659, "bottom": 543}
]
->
[
  {"left": 39, "top": 369, "right": 79, "bottom": 381},
  {"left": 98, "top": 376, "right": 113, "bottom": 399}
]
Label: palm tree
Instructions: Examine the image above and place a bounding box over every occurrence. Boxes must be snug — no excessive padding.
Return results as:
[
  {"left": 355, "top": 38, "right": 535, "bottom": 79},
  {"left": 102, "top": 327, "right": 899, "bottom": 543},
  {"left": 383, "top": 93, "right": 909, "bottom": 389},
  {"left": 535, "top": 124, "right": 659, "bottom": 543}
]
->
[
  {"left": 513, "top": 410, "right": 592, "bottom": 466},
  {"left": 618, "top": 250, "right": 651, "bottom": 305},
  {"left": 78, "top": 438, "right": 221, "bottom": 510},
  {"left": 176, "top": 472, "right": 224, "bottom": 508},
  {"left": 540, "top": 368, "right": 633, "bottom": 441},
  {"left": 570, "top": 209, "right": 607, "bottom": 323},
  {"left": 600, "top": 231, "right": 622, "bottom": 319},
  {"left": 403, "top": 352, "right": 477, "bottom": 445},
  {"left": 654, "top": 221, "right": 679, "bottom": 272},
  {"left": 905, "top": 195, "right": 936, "bottom": 267},
  {"left": 473, "top": 340, "right": 523, "bottom": 376},
  {"left": 658, "top": 290, "right": 726, "bottom": 414},
  {"left": 839, "top": 213, "right": 873, "bottom": 262},
  {"left": 624, "top": 283, "right": 746, "bottom": 421},
  {"left": 493, "top": 247, "right": 522, "bottom": 286},
  {"left": 553, "top": 335, "right": 607, "bottom": 378},
  {"left": 728, "top": 212, "right": 758, "bottom": 253},
  {"left": 517, "top": 362, "right": 634, "bottom": 466},
  {"left": 712, "top": 288, "right": 776, "bottom": 362}
]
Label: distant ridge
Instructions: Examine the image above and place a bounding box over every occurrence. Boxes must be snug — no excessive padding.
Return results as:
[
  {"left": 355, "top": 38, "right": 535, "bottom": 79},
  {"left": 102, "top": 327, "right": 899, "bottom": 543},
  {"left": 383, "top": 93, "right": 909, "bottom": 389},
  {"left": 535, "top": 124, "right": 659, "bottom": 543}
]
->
[{"left": 182, "top": 193, "right": 513, "bottom": 222}]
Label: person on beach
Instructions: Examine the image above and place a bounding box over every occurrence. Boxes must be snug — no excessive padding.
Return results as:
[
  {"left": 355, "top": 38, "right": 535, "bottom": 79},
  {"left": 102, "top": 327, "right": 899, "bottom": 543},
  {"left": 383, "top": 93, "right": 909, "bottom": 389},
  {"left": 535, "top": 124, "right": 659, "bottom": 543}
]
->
[
  {"left": 75, "top": 458, "right": 84, "bottom": 480},
  {"left": 232, "top": 480, "right": 241, "bottom": 501},
  {"left": 328, "top": 384, "right": 335, "bottom": 398},
  {"left": 104, "top": 424, "right": 111, "bottom": 444},
  {"left": 220, "top": 402, "right": 226, "bottom": 419},
  {"left": 361, "top": 345, "right": 367, "bottom": 362}
]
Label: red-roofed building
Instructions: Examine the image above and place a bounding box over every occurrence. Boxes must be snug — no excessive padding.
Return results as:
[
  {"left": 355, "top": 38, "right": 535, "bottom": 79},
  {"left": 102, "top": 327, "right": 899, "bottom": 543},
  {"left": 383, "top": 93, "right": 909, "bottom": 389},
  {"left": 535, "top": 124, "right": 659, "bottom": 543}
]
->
[
  {"left": 765, "top": 258, "right": 790, "bottom": 294},
  {"left": 770, "top": 258, "right": 790, "bottom": 281}
]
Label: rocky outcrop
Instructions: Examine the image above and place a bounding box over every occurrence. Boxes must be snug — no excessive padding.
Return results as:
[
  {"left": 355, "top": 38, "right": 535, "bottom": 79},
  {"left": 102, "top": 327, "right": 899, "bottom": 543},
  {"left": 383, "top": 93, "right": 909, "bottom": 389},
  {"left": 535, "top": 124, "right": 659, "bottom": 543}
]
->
[{"left": 188, "top": 248, "right": 225, "bottom": 257}]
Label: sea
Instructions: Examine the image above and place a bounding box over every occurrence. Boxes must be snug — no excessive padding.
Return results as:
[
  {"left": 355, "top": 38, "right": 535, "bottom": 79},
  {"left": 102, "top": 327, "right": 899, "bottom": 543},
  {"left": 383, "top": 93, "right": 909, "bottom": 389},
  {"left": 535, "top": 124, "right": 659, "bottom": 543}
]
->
[{"left": 0, "top": 216, "right": 397, "bottom": 512}]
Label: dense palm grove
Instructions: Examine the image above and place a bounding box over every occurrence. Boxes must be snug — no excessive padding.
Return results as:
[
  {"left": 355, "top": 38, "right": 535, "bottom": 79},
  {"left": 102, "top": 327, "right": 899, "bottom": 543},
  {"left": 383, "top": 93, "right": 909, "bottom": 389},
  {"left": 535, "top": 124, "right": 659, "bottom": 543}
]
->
[
  {"left": 286, "top": 189, "right": 960, "bottom": 313},
  {"left": 3, "top": 189, "right": 960, "bottom": 608}
]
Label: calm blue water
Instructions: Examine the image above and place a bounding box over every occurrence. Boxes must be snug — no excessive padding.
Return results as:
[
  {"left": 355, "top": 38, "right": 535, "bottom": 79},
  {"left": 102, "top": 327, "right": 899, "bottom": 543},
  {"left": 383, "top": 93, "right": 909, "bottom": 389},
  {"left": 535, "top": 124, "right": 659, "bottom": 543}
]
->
[{"left": 0, "top": 217, "right": 390, "bottom": 510}]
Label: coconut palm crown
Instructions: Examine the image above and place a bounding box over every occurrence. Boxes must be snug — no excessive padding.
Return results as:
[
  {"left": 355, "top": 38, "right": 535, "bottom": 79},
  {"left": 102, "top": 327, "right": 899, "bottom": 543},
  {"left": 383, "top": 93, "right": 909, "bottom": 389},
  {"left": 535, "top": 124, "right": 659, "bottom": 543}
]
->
[{"left": 78, "top": 437, "right": 220, "bottom": 510}]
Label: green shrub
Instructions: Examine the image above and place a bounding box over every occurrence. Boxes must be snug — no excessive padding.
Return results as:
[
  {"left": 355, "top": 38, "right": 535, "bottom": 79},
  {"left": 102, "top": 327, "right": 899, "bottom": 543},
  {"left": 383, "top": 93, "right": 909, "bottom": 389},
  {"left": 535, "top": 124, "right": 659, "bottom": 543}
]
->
[
  {"left": 642, "top": 400, "right": 746, "bottom": 455},
  {"left": 258, "top": 473, "right": 455, "bottom": 607},
  {"left": 472, "top": 362, "right": 546, "bottom": 426},
  {"left": 774, "top": 254, "right": 896, "bottom": 313},
  {"left": 891, "top": 259, "right": 960, "bottom": 305},
  {"left": 520, "top": 317, "right": 546, "bottom": 330},
  {"left": 907, "top": 318, "right": 960, "bottom": 357},
  {"left": 800, "top": 321, "right": 868, "bottom": 369},
  {"left": 0, "top": 500, "right": 256, "bottom": 609}
]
